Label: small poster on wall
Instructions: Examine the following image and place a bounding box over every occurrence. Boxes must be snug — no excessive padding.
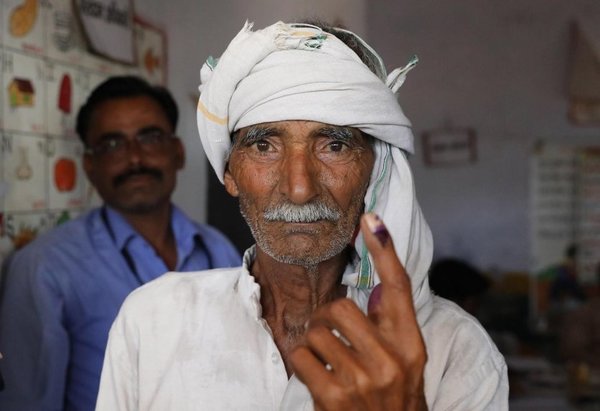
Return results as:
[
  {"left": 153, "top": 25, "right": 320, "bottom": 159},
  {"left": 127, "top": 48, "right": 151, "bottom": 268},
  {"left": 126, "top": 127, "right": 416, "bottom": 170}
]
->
[
  {"left": 568, "top": 21, "right": 600, "bottom": 126},
  {"left": 2, "top": 50, "right": 46, "bottom": 134},
  {"left": 134, "top": 16, "right": 167, "bottom": 85},
  {"left": 2, "top": 0, "right": 45, "bottom": 55},
  {"left": 1, "top": 133, "right": 47, "bottom": 212},
  {"left": 45, "top": 62, "right": 80, "bottom": 138},
  {"left": 45, "top": 0, "right": 86, "bottom": 64},
  {"left": 422, "top": 127, "right": 477, "bottom": 167},
  {"left": 74, "top": 0, "right": 135, "bottom": 64}
]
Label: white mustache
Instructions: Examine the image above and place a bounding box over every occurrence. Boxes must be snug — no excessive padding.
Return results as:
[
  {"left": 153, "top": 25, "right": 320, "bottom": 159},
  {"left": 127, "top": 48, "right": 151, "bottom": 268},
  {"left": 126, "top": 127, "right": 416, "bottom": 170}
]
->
[{"left": 263, "top": 202, "right": 341, "bottom": 223}]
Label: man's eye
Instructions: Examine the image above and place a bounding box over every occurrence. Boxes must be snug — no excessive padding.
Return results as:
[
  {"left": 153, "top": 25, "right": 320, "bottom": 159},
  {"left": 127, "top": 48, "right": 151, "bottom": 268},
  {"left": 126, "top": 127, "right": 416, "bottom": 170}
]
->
[
  {"left": 255, "top": 140, "right": 271, "bottom": 152},
  {"left": 138, "top": 133, "right": 158, "bottom": 144},
  {"left": 328, "top": 141, "right": 346, "bottom": 152},
  {"left": 105, "top": 138, "right": 122, "bottom": 149}
]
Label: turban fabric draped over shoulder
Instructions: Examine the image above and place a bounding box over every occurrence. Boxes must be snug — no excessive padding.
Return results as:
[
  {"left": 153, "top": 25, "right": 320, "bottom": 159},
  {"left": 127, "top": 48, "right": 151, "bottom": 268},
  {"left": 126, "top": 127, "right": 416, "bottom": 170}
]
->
[{"left": 197, "top": 21, "right": 434, "bottom": 320}]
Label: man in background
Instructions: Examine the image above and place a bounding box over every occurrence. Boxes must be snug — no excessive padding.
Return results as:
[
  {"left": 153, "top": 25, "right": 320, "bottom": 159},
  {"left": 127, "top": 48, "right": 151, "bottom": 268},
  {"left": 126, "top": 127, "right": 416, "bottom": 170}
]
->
[
  {"left": 0, "top": 76, "right": 240, "bottom": 411},
  {"left": 549, "top": 244, "right": 585, "bottom": 306}
]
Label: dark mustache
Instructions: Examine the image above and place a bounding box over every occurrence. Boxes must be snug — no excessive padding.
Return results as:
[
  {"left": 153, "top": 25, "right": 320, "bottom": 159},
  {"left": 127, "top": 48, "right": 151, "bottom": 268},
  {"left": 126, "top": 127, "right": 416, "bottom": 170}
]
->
[{"left": 113, "top": 167, "right": 163, "bottom": 187}]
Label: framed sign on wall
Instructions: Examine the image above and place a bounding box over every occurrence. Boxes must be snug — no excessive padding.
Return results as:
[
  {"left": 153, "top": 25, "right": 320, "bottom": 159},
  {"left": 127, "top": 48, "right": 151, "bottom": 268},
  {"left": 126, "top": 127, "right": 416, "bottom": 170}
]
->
[{"left": 422, "top": 127, "right": 477, "bottom": 167}]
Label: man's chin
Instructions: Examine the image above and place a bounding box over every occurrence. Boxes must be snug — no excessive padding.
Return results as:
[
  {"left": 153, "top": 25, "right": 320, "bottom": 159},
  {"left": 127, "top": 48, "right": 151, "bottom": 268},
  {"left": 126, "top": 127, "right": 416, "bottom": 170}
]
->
[
  {"left": 266, "top": 251, "right": 330, "bottom": 267},
  {"left": 259, "top": 238, "right": 348, "bottom": 267},
  {"left": 109, "top": 198, "right": 165, "bottom": 215}
]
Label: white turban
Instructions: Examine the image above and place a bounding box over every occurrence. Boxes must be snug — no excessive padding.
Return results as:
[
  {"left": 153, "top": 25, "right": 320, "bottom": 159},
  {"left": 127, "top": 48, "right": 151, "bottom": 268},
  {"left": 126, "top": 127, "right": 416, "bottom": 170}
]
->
[{"left": 197, "top": 21, "right": 433, "bottom": 318}]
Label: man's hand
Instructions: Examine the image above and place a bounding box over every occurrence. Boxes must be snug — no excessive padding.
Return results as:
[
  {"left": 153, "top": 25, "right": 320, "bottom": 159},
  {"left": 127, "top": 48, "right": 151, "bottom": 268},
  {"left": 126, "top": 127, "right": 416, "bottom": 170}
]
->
[{"left": 290, "top": 213, "right": 428, "bottom": 411}]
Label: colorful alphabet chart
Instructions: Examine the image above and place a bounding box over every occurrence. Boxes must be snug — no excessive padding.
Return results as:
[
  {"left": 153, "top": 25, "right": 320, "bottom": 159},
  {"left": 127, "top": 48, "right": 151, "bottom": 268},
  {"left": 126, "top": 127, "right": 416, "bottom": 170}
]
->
[{"left": 0, "top": 0, "right": 167, "bottom": 261}]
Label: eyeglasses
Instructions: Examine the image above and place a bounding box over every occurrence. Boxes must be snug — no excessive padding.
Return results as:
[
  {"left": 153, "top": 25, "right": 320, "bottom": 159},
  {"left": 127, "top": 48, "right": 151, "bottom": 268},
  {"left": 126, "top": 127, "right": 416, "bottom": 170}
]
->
[{"left": 85, "top": 129, "right": 175, "bottom": 158}]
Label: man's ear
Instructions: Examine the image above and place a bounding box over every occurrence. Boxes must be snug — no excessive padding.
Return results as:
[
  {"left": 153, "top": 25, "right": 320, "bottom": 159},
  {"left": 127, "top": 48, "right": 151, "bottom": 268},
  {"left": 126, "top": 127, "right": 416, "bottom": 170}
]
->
[{"left": 223, "top": 168, "right": 239, "bottom": 197}]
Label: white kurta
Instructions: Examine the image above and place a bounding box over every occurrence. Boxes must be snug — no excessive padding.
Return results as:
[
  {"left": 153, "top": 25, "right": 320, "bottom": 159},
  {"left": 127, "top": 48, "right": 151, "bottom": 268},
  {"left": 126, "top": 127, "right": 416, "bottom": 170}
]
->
[{"left": 96, "top": 251, "right": 508, "bottom": 411}]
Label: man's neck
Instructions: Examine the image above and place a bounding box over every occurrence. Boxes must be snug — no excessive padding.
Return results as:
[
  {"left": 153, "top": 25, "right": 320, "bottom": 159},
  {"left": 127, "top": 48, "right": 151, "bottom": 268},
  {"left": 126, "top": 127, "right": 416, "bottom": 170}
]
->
[
  {"left": 117, "top": 203, "right": 178, "bottom": 270},
  {"left": 251, "top": 247, "right": 349, "bottom": 374}
]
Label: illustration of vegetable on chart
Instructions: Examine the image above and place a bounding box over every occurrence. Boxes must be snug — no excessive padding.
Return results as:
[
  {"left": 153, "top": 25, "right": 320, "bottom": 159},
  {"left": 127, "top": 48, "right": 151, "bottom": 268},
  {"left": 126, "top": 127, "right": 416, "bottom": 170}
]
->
[{"left": 9, "top": 0, "right": 38, "bottom": 38}]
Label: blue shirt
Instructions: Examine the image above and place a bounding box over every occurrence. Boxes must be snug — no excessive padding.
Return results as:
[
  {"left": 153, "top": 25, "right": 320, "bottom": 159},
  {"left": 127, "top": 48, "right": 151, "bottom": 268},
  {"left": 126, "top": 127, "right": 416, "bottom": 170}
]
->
[{"left": 0, "top": 206, "right": 240, "bottom": 411}]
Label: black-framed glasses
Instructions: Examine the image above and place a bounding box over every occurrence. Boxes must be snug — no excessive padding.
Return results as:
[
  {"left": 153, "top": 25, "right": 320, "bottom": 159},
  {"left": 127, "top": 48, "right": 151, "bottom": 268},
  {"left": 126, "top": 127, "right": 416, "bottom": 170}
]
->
[{"left": 85, "top": 129, "right": 175, "bottom": 158}]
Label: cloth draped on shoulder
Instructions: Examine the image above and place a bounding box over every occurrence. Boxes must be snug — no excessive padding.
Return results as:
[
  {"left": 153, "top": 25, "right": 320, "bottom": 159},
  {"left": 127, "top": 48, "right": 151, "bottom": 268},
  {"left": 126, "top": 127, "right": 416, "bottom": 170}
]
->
[{"left": 196, "top": 21, "right": 434, "bottom": 319}]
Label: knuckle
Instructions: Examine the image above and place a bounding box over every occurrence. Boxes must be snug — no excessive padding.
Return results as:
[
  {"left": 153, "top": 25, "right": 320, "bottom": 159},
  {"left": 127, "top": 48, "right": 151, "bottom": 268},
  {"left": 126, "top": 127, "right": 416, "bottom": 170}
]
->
[
  {"left": 328, "top": 298, "right": 357, "bottom": 317},
  {"left": 354, "top": 367, "right": 376, "bottom": 393},
  {"left": 378, "top": 361, "right": 401, "bottom": 386},
  {"left": 319, "top": 383, "right": 352, "bottom": 408},
  {"left": 304, "top": 325, "right": 329, "bottom": 345},
  {"left": 397, "top": 335, "right": 427, "bottom": 365},
  {"left": 402, "top": 349, "right": 427, "bottom": 383}
]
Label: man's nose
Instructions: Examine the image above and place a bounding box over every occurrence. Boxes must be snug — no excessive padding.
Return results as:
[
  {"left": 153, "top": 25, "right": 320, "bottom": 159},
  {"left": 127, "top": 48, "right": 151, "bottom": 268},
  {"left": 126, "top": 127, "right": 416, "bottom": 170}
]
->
[
  {"left": 279, "top": 148, "right": 320, "bottom": 204},
  {"left": 125, "top": 138, "right": 143, "bottom": 164}
]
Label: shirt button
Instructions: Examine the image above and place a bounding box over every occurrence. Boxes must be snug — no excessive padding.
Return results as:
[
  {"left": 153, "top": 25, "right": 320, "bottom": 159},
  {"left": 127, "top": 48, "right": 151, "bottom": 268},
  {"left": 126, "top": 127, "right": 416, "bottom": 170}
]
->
[{"left": 271, "top": 352, "right": 279, "bottom": 364}]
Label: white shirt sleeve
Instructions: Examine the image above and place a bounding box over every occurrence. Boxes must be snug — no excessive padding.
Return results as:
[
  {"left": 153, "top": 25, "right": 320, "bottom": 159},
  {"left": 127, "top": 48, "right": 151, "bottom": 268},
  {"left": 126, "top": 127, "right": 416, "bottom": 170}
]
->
[
  {"left": 95, "top": 302, "right": 139, "bottom": 411},
  {"left": 423, "top": 298, "right": 509, "bottom": 410}
]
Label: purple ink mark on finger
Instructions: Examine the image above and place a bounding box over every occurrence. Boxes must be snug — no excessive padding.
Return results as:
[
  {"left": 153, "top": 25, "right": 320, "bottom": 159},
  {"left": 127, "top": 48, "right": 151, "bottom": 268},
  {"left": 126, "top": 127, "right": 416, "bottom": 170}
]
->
[
  {"left": 365, "top": 213, "right": 389, "bottom": 247},
  {"left": 373, "top": 224, "right": 389, "bottom": 247},
  {"left": 368, "top": 284, "right": 382, "bottom": 314}
]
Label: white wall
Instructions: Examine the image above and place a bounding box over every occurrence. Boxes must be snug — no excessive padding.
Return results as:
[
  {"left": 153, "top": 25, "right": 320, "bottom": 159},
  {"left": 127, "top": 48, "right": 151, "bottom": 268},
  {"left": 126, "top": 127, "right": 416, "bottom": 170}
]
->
[{"left": 368, "top": 0, "right": 600, "bottom": 272}]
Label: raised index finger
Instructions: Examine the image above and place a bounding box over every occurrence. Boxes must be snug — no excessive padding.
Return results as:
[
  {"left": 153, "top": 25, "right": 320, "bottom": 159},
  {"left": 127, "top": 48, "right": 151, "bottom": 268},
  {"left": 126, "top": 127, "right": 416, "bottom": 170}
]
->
[{"left": 361, "top": 213, "right": 420, "bottom": 335}]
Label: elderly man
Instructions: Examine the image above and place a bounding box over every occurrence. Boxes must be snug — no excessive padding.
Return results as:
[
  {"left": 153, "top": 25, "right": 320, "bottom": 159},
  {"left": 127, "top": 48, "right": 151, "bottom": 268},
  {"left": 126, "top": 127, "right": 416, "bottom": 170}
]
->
[
  {"left": 96, "top": 23, "right": 508, "bottom": 410},
  {"left": 0, "top": 76, "right": 240, "bottom": 411}
]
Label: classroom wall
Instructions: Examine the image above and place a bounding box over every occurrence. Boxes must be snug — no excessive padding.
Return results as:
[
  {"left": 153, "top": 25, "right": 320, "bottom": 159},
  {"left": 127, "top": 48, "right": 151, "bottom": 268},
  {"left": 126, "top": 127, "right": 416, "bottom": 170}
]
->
[{"left": 366, "top": 0, "right": 599, "bottom": 272}]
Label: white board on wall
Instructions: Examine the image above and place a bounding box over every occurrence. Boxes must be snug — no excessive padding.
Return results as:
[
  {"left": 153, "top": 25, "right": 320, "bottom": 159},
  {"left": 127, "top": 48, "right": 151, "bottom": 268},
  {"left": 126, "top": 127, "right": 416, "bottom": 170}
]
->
[{"left": 531, "top": 142, "right": 600, "bottom": 283}]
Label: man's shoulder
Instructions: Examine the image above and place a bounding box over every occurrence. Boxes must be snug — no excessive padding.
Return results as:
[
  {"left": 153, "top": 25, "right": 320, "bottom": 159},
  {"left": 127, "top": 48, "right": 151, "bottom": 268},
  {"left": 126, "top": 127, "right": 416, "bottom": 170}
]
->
[
  {"left": 135, "top": 266, "right": 244, "bottom": 292},
  {"left": 10, "top": 209, "right": 98, "bottom": 259},
  {"left": 419, "top": 296, "right": 509, "bottom": 409},
  {"left": 122, "top": 266, "right": 245, "bottom": 312},
  {"left": 425, "top": 296, "right": 506, "bottom": 378},
  {"left": 427, "top": 296, "right": 500, "bottom": 351},
  {"left": 191, "top": 220, "right": 235, "bottom": 245},
  {"left": 1, "top": 210, "right": 105, "bottom": 297},
  {"left": 172, "top": 207, "right": 239, "bottom": 260}
]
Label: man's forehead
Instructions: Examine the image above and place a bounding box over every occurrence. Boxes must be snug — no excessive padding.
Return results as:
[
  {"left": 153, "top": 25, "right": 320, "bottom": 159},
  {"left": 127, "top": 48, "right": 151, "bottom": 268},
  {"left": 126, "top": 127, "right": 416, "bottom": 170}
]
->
[{"left": 238, "top": 121, "right": 358, "bottom": 137}]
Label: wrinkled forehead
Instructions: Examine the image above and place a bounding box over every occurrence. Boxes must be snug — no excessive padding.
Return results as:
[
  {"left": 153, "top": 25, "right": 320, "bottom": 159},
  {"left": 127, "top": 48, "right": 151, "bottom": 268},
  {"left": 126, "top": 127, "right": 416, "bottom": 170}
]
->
[{"left": 231, "top": 120, "right": 368, "bottom": 144}]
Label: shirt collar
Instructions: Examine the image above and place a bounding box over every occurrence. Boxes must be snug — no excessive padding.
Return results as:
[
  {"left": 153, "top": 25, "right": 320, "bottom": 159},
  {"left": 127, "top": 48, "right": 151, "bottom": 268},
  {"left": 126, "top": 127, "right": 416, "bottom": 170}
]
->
[
  {"left": 238, "top": 245, "right": 263, "bottom": 319},
  {"left": 102, "top": 205, "right": 202, "bottom": 254},
  {"left": 170, "top": 206, "right": 203, "bottom": 262},
  {"left": 103, "top": 206, "right": 137, "bottom": 250},
  {"left": 241, "top": 245, "right": 257, "bottom": 272}
]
